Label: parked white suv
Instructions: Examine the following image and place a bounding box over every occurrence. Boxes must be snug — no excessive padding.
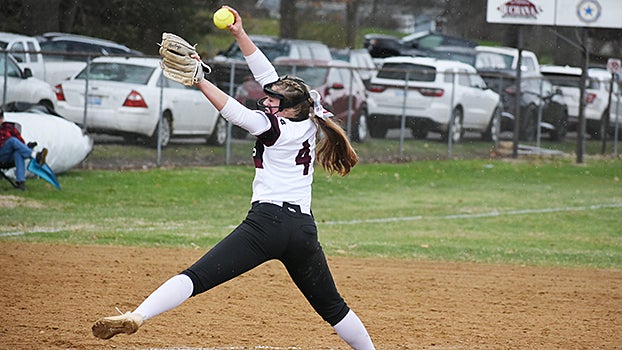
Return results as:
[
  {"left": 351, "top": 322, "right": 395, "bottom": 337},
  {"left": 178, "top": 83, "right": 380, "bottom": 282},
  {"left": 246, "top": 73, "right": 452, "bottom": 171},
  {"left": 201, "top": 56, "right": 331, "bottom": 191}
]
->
[
  {"left": 475, "top": 46, "right": 540, "bottom": 73},
  {"left": 540, "top": 65, "right": 620, "bottom": 138},
  {"left": 366, "top": 56, "right": 502, "bottom": 142}
]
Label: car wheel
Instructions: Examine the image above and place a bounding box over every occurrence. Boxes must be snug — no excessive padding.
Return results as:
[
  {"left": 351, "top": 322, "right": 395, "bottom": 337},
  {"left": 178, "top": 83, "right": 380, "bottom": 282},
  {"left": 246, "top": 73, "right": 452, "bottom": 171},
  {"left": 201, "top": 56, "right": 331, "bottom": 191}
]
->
[
  {"left": 482, "top": 105, "right": 502, "bottom": 145},
  {"left": 519, "top": 105, "right": 538, "bottom": 142},
  {"left": 352, "top": 109, "right": 369, "bottom": 143},
  {"left": 549, "top": 112, "right": 568, "bottom": 142},
  {"left": 441, "top": 107, "right": 463, "bottom": 143},
  {"left": 411, "top": 126, "right": 428, "bottom": 139},
  {"left": 368, "top": 116, "right": 388, "bottom": 139},
  {"left": 38, "top": 99, "right": 55, "bottom": 112},
  {"left": 207, "top": 115, "right": 227, "bottom": 146},
  {"left": 588, "top": 110, "right": 608, "bottom": 139},
  {"left": 150, "top": 113, "right": 172, "bottom": 148}
]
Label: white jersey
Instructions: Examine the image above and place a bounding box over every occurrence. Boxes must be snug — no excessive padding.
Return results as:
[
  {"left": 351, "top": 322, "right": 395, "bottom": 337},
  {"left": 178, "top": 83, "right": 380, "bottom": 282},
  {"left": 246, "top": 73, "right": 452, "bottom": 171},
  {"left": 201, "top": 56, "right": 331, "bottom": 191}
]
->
[
  {"left": 218, "top": 49, "right": 317, "bottom": 211},
  {"left": 251, "top": 115, "right": 316, "bottom": 210}
]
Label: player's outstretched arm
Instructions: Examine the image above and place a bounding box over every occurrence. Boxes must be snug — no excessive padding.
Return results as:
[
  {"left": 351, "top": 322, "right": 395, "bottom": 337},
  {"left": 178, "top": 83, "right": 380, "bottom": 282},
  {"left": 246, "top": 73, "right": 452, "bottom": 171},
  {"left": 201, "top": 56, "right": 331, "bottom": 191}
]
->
[{"left": 221, "top": 6, "right": 257, "bottom": 58}]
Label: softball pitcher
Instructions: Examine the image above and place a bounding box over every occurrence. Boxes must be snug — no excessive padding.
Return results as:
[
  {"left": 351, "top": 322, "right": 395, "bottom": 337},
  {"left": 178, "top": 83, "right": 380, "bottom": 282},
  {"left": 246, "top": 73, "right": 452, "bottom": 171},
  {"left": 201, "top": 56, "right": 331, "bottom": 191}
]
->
[{"left": 92, "top": 6, "right": 375, "bottom": 350}]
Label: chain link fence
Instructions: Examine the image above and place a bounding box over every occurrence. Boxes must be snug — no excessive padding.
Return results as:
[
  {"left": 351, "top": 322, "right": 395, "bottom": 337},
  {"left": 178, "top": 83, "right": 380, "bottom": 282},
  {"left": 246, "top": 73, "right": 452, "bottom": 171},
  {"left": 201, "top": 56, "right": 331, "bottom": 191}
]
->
[{"left": 2, "top": 48, "right": 620, "bottom": 168}]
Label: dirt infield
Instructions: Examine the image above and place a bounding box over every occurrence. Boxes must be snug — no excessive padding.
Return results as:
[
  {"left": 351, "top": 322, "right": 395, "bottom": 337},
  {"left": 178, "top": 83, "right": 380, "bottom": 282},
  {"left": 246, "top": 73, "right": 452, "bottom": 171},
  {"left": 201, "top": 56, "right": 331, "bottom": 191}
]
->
[{"left": 1, "top": 242, "right": 620, "bottom": 349}]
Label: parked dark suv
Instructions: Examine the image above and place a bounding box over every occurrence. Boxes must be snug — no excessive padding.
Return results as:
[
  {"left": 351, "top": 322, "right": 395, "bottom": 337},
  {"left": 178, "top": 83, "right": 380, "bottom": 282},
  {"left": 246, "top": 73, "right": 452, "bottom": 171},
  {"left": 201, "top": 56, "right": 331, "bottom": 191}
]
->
[
  {"left": 363, "top": 34, "right": 424, "bottom": 59},
  {"left": 210, "top": 35, "right": 332, "bottom": 93},
  {"left": 481, "top": 69, "right": 569, "bottom": 141},
  {"left": 36, "top": 32, "right": 142, "bottom": 61},
  {"left": 363, "top": 31, "right": 477, "bottom": 60}
]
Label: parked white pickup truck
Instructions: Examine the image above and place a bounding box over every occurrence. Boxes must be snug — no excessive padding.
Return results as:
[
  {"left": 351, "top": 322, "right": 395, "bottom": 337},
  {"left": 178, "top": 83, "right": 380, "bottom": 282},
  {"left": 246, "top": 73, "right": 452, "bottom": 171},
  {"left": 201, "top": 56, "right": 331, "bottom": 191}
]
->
[{"left": 0, "top": 32, "right": 140, "bottom": 86}]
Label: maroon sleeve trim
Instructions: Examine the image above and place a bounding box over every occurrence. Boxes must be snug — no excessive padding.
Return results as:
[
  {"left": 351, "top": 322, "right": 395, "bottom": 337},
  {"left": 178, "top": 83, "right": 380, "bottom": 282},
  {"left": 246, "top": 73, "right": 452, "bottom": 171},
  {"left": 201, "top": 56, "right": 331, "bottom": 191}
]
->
[{"left": 256, "top": 113, "right": 281, "bottom": 146}]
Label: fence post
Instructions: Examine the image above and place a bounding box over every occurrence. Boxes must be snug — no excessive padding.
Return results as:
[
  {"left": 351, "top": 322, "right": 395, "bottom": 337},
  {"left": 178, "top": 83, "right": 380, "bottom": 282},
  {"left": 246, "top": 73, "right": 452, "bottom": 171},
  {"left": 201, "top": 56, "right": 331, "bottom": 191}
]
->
[
  {"left": 601, "top": 73, "right": 615, "bottom": 154},
  {"left": 156, "top": 74, "right": 164, "bottom": 167},
  {"left": 2, "top": 51, "right": 7, "bottom": 106},
  {"left": 536, "top": 77, "right": 544, "bottom": 152},
  {"left": 81, "top": 57, "right": 91, "bottom": 134},
  {"left": 346, "top": 68, "right": 354, "bottom": 140},
  {"left": 615, "top": 83, "right": 620, "bottom": 156},
  {"left": 398, "top": 70, "right": 410, "bottom": 159},
  {"left": 447, "top": 69, "right": 458, "bottom": 158}
]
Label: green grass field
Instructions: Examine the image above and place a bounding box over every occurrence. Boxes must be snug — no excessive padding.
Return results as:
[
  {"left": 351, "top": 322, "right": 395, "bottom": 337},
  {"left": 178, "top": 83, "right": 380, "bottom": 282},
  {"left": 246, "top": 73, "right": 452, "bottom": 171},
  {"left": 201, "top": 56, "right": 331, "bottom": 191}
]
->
[{"left": 1, "top": 157, "right": 621, "bottom": 269}]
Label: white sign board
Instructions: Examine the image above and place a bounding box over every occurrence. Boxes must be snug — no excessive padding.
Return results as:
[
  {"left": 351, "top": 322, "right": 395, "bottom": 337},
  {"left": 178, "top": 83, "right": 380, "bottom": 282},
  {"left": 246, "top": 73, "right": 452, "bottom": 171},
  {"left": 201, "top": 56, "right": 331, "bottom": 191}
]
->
[
  {"left": 608, "top": 58, "right": 621, "bottom": 74},
  {"left": 487, "top": 0, "right": 622, "bottom": 28}
]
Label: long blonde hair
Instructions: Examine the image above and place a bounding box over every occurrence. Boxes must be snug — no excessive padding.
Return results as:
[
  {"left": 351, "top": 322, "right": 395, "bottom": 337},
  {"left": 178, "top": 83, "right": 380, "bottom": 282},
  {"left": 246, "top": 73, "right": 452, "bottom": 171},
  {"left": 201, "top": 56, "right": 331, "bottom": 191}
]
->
[{"left": 270, "top": 78, "right": 358, "bottom": 176}]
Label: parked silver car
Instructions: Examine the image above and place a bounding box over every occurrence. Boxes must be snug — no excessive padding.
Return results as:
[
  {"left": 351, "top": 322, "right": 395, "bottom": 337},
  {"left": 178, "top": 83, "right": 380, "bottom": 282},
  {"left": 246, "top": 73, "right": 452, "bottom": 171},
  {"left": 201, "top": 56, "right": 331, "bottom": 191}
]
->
[{"left": 54, "top": 56, "right": 225, "bottom": 147}]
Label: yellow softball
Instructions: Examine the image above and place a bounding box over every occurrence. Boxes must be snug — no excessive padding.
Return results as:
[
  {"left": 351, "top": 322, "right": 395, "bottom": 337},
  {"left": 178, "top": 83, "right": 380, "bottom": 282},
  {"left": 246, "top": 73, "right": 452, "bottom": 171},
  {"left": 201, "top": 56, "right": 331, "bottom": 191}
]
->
[{"left": 213, "top": 8, "right": 234, "bottom": 30}]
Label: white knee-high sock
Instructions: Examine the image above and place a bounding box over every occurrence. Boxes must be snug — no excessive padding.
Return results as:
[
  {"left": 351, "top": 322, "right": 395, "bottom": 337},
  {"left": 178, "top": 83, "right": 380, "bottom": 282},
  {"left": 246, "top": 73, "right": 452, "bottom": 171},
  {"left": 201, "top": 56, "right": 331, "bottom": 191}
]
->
[
  {"left": 132, "top": 274, "right": 194, "bottom": 320},
  {"left": 333, "top": 309, "right": 375, "bottom": 350}
]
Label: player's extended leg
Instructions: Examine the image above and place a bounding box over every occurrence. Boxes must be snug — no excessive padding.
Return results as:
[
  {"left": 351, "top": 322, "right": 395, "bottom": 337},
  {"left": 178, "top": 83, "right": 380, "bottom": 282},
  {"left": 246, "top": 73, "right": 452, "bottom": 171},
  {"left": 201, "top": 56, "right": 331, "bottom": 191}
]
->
[
  {"left": 280, "top": 207, "right": 375, "bottom": 350},
  {"left": 285, "top": 248, "right": 375, "bottom": 349},
  {"left": 92, "top": 205, "right": 274, "bottom": 340},
  {"left": 92, "top": 274, "right": 192, "bottom": 339}
]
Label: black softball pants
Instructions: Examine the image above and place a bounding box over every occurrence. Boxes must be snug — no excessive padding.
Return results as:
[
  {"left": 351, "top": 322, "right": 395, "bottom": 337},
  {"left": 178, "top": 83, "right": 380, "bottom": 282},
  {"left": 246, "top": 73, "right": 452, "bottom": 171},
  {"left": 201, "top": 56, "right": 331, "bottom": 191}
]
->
[{"left": 182, "top": 201, "right": 350, "bottom": 326}]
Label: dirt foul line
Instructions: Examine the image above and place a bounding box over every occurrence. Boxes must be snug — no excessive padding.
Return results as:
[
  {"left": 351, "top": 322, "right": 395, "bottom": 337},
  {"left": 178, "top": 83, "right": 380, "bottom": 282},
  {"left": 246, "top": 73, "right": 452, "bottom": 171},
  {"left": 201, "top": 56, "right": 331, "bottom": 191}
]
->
[{"left": 320, "top": 202, "right": 622, "bottom": 225}]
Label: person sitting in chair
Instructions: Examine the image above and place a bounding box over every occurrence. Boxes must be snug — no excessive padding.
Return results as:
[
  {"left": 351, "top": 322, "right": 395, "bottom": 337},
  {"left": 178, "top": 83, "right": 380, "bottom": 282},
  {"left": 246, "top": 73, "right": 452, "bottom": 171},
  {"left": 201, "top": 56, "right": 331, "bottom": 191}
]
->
[{"left": 0, "top": 107, "right": 48, "bottom": 190}]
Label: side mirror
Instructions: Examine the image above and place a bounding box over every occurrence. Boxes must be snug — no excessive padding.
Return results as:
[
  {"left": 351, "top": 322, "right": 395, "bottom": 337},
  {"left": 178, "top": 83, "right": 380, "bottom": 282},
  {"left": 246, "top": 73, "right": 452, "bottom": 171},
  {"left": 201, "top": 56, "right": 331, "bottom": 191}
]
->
[{"left": 23, "top": 68, "right": 33, "bottom": 78}]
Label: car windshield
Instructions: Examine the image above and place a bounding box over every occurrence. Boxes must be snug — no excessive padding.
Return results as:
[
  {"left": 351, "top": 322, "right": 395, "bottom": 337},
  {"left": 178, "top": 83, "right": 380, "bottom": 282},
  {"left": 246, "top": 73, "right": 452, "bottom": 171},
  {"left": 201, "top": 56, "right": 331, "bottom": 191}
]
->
[
  {"left": 413, "top": 35, "right": 443, "bottom": 50},
  {"left": 0, "top": 54, "right": 21, "bottom": 77},
  {"left": 542, "top": 73, "right": 602, "bottom": 89},
  {"left": 492, "top": 53, "right": 513, "bottom": 70},
  {"left": 377, "top": 63, "right": 436, "bottom": 82},
  {"left": 274, "top": 64, "right": 328, "bottom": 87},
  {"left": 475, "top": 52, "right": 507, "bottom": 70},
  {"left": 542, "top": 74, "right": 581, "bottom": 88},
  {"left": 76, "top": 62, "right": 155, "bottom": 84},
  {"left": 435, "top": 51, "right": 475, "bottom": 66}
]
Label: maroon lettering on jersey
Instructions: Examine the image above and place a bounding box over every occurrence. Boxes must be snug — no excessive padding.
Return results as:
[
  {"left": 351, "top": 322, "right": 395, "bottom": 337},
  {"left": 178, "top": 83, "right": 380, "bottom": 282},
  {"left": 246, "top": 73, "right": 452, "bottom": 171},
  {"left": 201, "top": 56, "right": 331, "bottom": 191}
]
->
[{"left": 295, "top": 139, "right": 312, "bottom": 175}]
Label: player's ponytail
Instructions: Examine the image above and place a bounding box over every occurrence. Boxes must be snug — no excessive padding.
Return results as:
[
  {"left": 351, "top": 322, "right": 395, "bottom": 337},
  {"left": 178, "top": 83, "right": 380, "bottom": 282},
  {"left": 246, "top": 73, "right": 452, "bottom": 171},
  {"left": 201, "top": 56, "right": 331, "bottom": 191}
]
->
[{"left": 313, "top": 115, "right": 358, "bottom": 176}]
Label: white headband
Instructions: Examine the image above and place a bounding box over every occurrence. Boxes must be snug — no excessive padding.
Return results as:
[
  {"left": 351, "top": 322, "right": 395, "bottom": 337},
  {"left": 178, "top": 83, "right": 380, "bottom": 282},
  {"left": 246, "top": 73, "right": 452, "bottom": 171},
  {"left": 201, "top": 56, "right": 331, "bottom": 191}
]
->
[{"left": 309, "top": 90, "right": 333, "bottom": 120}]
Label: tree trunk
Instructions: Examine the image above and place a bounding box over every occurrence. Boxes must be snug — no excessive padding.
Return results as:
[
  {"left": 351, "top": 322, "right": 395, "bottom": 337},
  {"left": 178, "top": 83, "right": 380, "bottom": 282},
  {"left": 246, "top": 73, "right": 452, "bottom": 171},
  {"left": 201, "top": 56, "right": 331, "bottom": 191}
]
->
[
  {"left": 279, "top": 0, "right": 298, "bottom": 39},
  {"left": 58, "top": 0, "right": 81, "bottom": 33},
  {"left": 345, "top": 0, "right": 359, "bottom": 49},
  {"left": 21, "top": 0, "right": 63, "bottom": 34}
]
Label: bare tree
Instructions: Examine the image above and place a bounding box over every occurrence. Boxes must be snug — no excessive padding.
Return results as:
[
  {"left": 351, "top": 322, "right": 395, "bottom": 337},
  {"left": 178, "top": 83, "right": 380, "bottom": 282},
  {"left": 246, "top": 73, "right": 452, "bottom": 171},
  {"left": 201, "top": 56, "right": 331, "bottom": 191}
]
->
[
  {"left": 280, "top": 0, "right": 298, "bottom": 39},
  {"left": 345, "top": 0, "right": 359, "bottom": 48}
]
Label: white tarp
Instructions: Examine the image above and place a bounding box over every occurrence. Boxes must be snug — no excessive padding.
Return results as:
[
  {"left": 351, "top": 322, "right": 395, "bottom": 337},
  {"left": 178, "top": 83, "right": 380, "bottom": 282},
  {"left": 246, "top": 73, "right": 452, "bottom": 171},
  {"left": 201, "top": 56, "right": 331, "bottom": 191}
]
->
[{"left": 4, "top": 111, "right": 93, "bottom": 176}]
